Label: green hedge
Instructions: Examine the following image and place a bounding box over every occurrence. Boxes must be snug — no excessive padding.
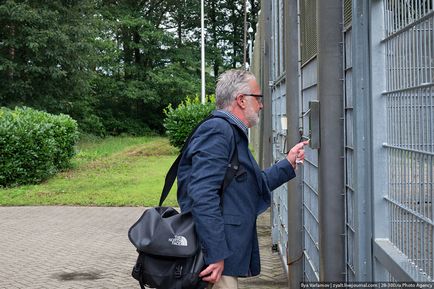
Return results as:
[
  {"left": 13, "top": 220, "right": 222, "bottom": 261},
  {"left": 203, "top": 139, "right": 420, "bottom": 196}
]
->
[
  {"left": 0, "top": 107, "right": 79, "bottom": 187},
  {"left": 163, "top": 96, "right": 215, "bottom": 149}
]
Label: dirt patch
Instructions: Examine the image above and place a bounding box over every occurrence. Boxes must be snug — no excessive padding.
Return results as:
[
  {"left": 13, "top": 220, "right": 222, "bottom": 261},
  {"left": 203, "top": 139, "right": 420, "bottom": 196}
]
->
[
  {"left": 54, "top": 271, "right": 102, "bottom": 281},
  {"left": 124, "top": 141, "right": 178, "bottom": 157}
]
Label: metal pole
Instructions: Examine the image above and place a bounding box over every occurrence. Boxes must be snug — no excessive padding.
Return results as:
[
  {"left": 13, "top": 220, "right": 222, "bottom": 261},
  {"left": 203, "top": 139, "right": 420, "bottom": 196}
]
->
[
  {"left": 352, "top": 0, "right": 373, "bottom": 281},
  {"left": 262, "top": 0, "right": 272, "bottom": 168},
  {"left": 317, "top": 0, "right": 345, "bottom": 281},
  {"left": 285, "top": 0, "right": 303, "bottom": 287},
  {"left": 243, "top": 0, "right": 248, "bottom": 69},
  {"left": 201, "top": 0, "right": 205, "bottom": 104}
]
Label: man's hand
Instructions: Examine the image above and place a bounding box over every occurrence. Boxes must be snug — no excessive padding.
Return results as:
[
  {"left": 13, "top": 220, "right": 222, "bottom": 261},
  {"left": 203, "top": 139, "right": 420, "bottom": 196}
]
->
[
  {"left": 286, "top": 140, "right": 309, "bottom": 169},
  {"left": 199, "top": 260, "right": 224, "bottom": 284}
]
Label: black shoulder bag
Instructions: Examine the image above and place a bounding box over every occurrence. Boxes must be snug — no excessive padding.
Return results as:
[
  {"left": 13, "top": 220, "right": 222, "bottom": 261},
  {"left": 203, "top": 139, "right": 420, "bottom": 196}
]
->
[{"left": 128, "top": 116, "right": 240, "bottom": 289}]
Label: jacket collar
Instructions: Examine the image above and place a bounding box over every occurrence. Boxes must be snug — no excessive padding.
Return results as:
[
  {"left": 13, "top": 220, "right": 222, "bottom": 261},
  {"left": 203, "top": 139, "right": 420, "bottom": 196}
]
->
[{"left": 212, "top": 110, "right": 248, "bottom": 138}]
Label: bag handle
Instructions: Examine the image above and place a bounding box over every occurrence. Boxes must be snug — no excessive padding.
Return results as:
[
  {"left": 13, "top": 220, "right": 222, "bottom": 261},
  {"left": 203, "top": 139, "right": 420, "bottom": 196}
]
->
[{"left": 158, "top": 115, "right": 239, "bottom": 206}]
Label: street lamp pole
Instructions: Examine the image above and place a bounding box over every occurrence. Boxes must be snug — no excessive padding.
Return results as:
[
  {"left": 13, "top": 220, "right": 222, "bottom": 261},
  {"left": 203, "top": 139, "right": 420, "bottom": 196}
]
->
[
  {"left": 248, "top": 25, "right": 253, "bottom": 70},
  {"left": 200, "top": 0, "right": 205, "bottom": 104},
  {"left": 243, "top": 0, "right": 247, "bottom": 69}
]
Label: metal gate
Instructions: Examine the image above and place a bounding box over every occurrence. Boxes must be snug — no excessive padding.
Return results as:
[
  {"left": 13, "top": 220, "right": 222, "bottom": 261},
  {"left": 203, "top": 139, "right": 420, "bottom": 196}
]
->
[
  {"left": 269, "top": 0, "right": 291, "bottom": 268},
  {"left": 261, "top": 0, "right": 434, "bottom": 285},
  {"left": 300, "top": 60, "right": 320, "bottom": 282},
  {"left": 371, "top": 0, "right": 433, "bottom": 282}
]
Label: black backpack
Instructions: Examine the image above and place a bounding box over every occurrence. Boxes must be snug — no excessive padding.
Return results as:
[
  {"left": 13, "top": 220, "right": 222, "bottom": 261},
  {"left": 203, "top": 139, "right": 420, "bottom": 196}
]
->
[{"left": 128, "top": 115, "right": 240, "bottom": 289}]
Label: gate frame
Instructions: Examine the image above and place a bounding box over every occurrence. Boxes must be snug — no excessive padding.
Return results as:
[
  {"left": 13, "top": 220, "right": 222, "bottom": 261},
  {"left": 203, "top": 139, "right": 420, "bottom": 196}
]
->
[
  {"left": 317, "top": 0, "right": 346, "bottom": 281},
  {"left": 285, "top": 0, "right": 304, "bottom": 287}
]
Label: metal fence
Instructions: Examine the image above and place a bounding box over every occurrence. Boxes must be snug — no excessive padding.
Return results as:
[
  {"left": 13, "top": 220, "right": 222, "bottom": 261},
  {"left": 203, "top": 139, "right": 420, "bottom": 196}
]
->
[
  {"left": 376, "top": 0, "right": 433, "bottom": 281},
  {"left": 300, "top": 60, "right": 320, "bottom": 282},
  {"left": 254, "top": 0, "right": 434, "bottom": 286}
]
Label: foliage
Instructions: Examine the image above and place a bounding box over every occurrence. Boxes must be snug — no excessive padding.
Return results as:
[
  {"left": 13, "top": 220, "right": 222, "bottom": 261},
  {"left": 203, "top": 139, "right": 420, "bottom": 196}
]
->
[
  {"left": 0, "top": 0, "right": 259, "bottom": 136},
  {"left": 0, "top": 136, "right": 178, "bottom": 206},
  {"left": 0, "top": 106, "right": 79, "bottom": 187},
  {"left": 163, "top": 96, "right": 215, "bottom": 149},
  {"left": 0, "top": 0, "right": 97, "bottom": 126}
]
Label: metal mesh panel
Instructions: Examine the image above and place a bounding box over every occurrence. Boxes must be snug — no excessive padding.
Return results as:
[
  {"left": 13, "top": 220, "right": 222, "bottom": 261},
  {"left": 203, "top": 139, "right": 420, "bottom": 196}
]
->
[
  {"left": 383, "top": 0, "right": 434, "bottom": 281},
  {"left": 271, "top": 82, "right": 290, "bottom": 267},
  {"left": 343, "top": 27, "right": 356, "bottom": 281},
  {"left": 280, "top": 0, "right": 285, "bottom": 73},
  {"left": 300, "top": 60, "right": 320, "bottom": 282},
  {"left": 385, "top": 0, "right": 433, "bottom": 37},
  {"left": 344, "top": 0, "right": 352, "bottom": 28},
  {"left": 300, "top": 0, "right": 317, "bottom": 65},
  {"left": 303, "top": 151, "right": 320, "bottom": 282}
]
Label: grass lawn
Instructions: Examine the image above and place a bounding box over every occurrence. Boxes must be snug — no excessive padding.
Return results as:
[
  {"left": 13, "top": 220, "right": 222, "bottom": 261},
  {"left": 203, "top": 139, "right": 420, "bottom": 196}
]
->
[{"left": 0, "top": 135, "right": 179, "bottom": 206}]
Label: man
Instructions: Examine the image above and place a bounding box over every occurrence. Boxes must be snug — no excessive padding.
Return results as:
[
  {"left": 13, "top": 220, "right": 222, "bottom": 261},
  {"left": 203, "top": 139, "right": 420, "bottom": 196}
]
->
[{"left": 177, "top": 69, "right": 307, "bottom": 289}]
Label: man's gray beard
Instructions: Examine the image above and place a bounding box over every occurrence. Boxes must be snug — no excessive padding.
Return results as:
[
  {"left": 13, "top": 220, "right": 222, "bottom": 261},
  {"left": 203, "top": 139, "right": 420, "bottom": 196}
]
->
[{"left": 246, "top": 110, "right": 260, "bottom": 127}]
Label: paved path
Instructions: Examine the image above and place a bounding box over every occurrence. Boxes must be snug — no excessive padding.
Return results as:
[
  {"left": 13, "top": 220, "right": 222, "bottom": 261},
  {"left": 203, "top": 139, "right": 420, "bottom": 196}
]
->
[{"left": 0, "top": 207, "right": 287, "bottom": 289}]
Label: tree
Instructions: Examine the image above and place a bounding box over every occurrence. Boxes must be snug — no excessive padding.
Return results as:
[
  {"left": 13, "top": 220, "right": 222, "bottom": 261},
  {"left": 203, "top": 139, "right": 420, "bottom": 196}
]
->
[
  {"left": 0, "top": 0, "right": 259, "bottom": 135},
  {"left": 0, "top": 0, "right": 97, "bottom": 124},
  {"left": 92, "top": 0, "right": 205, "bottom": 133}
]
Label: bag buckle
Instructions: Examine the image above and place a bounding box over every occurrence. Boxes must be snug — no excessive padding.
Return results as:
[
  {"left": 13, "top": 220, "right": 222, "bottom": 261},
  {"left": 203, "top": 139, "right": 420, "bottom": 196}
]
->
[{"left": 174, "top": 264, "right": 183, "bottom": 279}]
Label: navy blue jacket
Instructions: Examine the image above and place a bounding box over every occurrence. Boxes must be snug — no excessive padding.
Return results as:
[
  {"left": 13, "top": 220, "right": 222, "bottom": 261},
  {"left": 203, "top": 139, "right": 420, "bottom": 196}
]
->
[{"left": 177, "top": 110, "right": 295, "bottom": 277}]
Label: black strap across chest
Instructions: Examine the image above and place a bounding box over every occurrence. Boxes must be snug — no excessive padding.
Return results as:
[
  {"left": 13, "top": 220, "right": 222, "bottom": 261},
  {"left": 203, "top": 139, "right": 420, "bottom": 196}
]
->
[{"left": 158, "top": 115, "right": 240, "bottom": 206}]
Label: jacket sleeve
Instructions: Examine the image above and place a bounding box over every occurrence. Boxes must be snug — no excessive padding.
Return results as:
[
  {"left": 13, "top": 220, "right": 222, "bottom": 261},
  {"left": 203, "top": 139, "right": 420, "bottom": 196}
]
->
[
  {"left": 186, "top": 119, "right": 234, "bottom": 264},
  {"left": 256, "top": 159, "right": 296, "bottom": 215},
  {"left": 262, "top": 159, "right": 296, "bottom": 192}
]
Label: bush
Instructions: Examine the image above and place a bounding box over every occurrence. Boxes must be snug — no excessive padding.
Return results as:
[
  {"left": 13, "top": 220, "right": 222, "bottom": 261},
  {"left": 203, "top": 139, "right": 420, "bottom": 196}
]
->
[
  {"left": 0, "top": 107, "right": 79, "bottom": 187},
  {"left": 163, "top": 96, "right": 215, "bottom": 149}
]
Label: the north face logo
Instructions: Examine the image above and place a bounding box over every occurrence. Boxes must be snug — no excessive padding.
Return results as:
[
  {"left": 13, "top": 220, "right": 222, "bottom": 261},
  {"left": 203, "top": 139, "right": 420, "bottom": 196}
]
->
[{"left": 168, "top": 235, "right": 188, "bottom": 246}]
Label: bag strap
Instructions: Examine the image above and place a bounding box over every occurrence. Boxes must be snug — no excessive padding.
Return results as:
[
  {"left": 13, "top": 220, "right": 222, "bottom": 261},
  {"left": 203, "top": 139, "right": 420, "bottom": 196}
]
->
[{"left": 158, "top": 115, "right": 239, "bottom": 206}]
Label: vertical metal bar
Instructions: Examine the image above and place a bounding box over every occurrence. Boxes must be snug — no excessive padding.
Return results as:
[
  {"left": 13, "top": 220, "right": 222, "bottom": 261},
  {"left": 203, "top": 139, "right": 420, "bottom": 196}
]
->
[
  {"left": 421, "top": 184, "right": 425, "bottom": 272},
  {"left": 398, "top": 30, "right": 402, "bottom": 90},
  {"left": 431, "top": 155, "right": 434, "bottom": 278},
  {"left": 405, "top": 18, "right": 409, "bottom": 89},
  {"left": 401, "top": 0, "right": 405, "bottom": 28},
  {"left": 427, "top": 17, "right": 434, "bottom": 83},
  {"left": 431, "top": 86, "right": 434, "bottom": 278},
  {"left": 417, "top": 3, "right": 421, "bottom": 83},
  {"left": 393, "top": 0, "right": 396, "bottom": 35},
  {"left": 262, "top": 0, "right": 273, "bottom": 169},
  {"left": 420, "top": 153, "right": 425, "bottom": 267},
  {"left": 371, "top": 0, "right": 389, "bottom": 281},
  {"left": 317, "top": 0, "right": 345, "bottom": 281},
  {"left": 418, "top": 34, "right": 423, "bottom": 152},
  {"left": 285, "top": 0, "right": 303, "bottom": 286},
  {"left": 411, "top": 21, "right": 415, "bottom": 88},
  {"left": 387, "top": 0, "right": 391, "bottom": 85},
  {"left": 431, "top": 20, "right": 434, "bottom": 157},
  {"left": 417, "top": 1, "right": 421, "bottom": 31},
  {"left": 397, "top": 21, "right": 400, "bottom": 89},
  {"left": 343, "top": 5, "right": 350, "bottom": 278},
  {"left": 417, "top": 0, "right": 420, "bottom": 21},
  {"left": 385, "top": 0, "right": 389, "bottom": 36},
  {"left": 200, "top": 0, "right": 205, "bottom": 104},
  {"left": 392, "top": 26, "right": 396, "bottom": 91},
  {"left": 397, "top": 0, "right": 400, "bottom": 89},
  {"left": 423, "top": 19, "right": 428, "bottom": 84}
]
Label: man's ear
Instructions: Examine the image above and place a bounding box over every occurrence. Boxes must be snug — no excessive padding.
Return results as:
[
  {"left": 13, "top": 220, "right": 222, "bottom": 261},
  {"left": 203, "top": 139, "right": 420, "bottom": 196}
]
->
[{"left": 236, "top": 94, "right": 246, "bottom": 108}]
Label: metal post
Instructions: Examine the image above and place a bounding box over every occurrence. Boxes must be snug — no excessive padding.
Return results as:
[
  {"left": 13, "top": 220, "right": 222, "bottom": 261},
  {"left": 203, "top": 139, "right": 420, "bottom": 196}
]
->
[
  {"left": 317, "top": 0, "right": 346, "bottom": 281},
  {"left": 262, "top": 0, "right": 273, "bottom": 168},
  {"left": 243, "top": 0, "right": 248, "bottom": 69},
  {"left": 200, "top": 0, "right": 205, "bottom": 104},
  {"left": 351, "top": 0, "right": 373, "bottom": 281},
  {"left": 286, "top": 0, "right": 303, "bottom": 287},
  {"left": 370, "top": 0, "right": 389, "bottom": 281}
]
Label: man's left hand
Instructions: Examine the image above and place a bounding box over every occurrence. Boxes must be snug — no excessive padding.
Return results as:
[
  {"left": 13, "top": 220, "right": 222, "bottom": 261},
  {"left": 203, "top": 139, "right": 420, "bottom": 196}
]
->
[{"left": 199, "top": 259, "right": 224, "bottom": 283}]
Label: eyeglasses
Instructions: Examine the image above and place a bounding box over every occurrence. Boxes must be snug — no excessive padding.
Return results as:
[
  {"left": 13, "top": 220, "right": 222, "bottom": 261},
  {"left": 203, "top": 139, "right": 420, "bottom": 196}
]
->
[{"left": 242, "top": 94, "right": 264, "bottom": 103}]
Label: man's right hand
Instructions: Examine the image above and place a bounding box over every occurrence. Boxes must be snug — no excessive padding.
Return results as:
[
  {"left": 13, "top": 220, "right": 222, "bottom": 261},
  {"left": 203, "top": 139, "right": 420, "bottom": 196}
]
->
[
  {"left": 199, "top": 260, "right": 224, "bottom": 284},
  {"left": 286, "top": 140, "right": 309, "bottom": 168}
]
